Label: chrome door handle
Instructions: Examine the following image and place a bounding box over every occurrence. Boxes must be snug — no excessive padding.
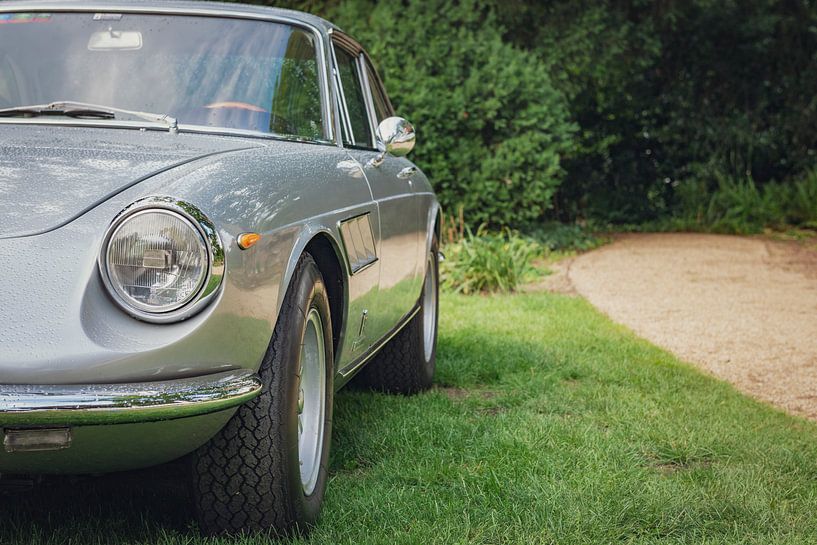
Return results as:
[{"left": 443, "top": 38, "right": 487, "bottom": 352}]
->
[{"left": 397, "top": 166, "right": 417, "bottom": 179}]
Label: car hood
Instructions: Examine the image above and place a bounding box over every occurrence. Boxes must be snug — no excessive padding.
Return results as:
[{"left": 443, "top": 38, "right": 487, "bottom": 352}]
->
[{"left": 0, "top": 124, "right": 262, "bottom": 239}]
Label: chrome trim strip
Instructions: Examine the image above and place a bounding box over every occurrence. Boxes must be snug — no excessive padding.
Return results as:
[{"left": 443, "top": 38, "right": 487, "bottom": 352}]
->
[
  {"left": 358, "top": 52, "right": 380, "bottom": 149},
  {"left": 0, "top": 4, "right": 336, "bottom": 144},
  {"left": 0, "top": 370, "right": 262, "bottom": 426},
  {"left": 326, "top": 28, "right": 346, "bottom": 149},
  {"left": 98, "top": 196, "right": 225, "bottom": 324},
  {"left": 330, "top": 38, "right": 356, "bottom": 145},
  {"left": 339, "top": 303, "right": 420, "bottom": 377},
  {"left": 0, "top": 118, "right": 171, "bottom": 132},
  {"left": 178, "top": 124, "right": 333, "bottom": 144}
]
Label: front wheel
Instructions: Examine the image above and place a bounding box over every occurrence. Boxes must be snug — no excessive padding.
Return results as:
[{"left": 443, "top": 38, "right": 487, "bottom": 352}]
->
[
  {"left": 191, "top": 253, "right": 333, "bottom": 536},
  {"left": 354, "top": 236, "right": 439, "bottom": 394}
]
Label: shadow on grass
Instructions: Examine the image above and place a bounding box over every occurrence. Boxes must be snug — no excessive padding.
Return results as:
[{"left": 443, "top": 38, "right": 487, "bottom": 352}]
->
[
  {"left": 0, "top": 329, "right": 534, "bottom": 543},
  {"left": 0, "top": 462, "right": 195, "bottom": 542}
]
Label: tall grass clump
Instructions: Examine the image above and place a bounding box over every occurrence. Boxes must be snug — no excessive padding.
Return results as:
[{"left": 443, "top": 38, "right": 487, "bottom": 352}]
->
[
  {"left": 673, "top": 168, "right": 817, "bottom": 234},
  {"left": 440, "top": 225, "right": 542, "bottom": 295},
  {"left": 784, "top": 168, "right": 817, "bottom": 228},
  {"left": 704, "top": 175, "right": 777, "bottom": 233},
  {"left": 528, "top": 222, "right": 607, "bottom": 252}
]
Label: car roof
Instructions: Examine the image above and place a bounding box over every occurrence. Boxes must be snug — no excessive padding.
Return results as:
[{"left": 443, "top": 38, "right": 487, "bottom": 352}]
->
[{"left": 0, "top": 0, "right": 341, "bottom": 34}]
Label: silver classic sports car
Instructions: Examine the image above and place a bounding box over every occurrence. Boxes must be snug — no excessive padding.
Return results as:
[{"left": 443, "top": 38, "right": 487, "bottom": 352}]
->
[{"left": 0, "top": 1, "right": 439, "bottom": 535}]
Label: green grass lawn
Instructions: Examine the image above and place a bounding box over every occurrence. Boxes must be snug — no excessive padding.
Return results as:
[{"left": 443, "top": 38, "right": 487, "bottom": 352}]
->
[{"left": 3, "top": 293, "right": 817, "bottom": 544}]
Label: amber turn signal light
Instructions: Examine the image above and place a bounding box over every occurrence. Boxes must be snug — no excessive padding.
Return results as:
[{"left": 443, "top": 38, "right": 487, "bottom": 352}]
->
[{"left": 237, "top": 232, "right": 261, "bottom": 250}]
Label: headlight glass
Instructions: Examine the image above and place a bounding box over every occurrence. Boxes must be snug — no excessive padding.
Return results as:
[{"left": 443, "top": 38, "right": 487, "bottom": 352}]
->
[{"left": 105, "top": 209, "right": 209, "bottom": 313}]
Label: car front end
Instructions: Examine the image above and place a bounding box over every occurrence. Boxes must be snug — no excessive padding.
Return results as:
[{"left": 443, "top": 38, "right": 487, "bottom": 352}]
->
[
  {"left": 0, "top": 3, "right": 331, "bottom": 475},
  {"left": 0, "top": 123, "right": 275, "bottom": 473}
]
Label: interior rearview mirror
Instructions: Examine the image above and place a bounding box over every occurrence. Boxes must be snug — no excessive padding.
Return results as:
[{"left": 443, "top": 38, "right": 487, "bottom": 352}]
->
[{"left": 88, "top": 29, "right": 143, "bottom": 51}]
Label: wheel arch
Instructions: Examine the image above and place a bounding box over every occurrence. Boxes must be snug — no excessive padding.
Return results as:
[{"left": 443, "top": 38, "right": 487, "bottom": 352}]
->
[
  {"left": 273, "top": 224, "right": 352, "bottom": 373},
  {"left": 426, "top": 201, "right": 441, "bottom": 253},
  {"left": 303, "top": 232, "right": 348, "bottom": 359},
  {"left": 434, "top": 206, "right": 442, "bottom": 244},
  {"left": 421, "top": 200, "right": 442, "bottom": 282}
]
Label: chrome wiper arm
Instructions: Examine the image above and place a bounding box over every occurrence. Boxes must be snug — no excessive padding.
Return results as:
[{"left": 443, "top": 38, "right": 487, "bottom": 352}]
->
[{"left": 0, "top": 101, "right": 178, "bottom": 132}]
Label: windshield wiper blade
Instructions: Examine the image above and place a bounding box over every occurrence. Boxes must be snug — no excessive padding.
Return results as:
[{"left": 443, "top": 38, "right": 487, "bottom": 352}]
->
[
  {"left": 0, "top": 107, "right": 115, "bottom": 120},
  {"left": 0, "top": 101, "right": 178, "bottom": 132}
]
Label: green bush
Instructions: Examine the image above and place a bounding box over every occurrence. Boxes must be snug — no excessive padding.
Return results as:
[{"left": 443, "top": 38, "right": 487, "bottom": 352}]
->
[
  {"left": 328, "top": 0, "right": 576, "bottom": 227},
  {"left": 440, "top": 227, "right": 542, "bottom": 295}
]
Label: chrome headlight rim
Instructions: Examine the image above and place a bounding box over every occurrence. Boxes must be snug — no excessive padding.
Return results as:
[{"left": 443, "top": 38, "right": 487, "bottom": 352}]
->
[{"left": 98, "top": 196, "right": 225, "bottom": 324}]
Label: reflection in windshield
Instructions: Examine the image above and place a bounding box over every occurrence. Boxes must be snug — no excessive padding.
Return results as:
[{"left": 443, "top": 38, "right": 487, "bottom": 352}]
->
[{"left": 0, "top": 12, "right": 324, "bottom": 139}]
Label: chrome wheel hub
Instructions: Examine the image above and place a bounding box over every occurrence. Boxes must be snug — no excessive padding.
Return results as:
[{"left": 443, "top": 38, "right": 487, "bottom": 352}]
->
[{"left": 297, "top": 308, "right": 326, "bottom": 496}]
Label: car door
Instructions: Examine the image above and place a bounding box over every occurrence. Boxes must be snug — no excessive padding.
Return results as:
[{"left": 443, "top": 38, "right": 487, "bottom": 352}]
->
[{"left": 332, "top": 36, "right": 423, "bottom": 348}]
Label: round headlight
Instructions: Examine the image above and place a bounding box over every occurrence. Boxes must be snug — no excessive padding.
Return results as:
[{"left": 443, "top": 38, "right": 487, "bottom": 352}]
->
[
  {"left": 106, "top": 209, "right": 208, "bottom": 313},
  {"left": 100, "top": 198, "right": 224, "bottom": 321}
]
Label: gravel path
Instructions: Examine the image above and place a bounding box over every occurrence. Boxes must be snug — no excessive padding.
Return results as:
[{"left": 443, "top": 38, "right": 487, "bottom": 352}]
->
[{"left": 567, "top": 233, "right": 817, "bottom": 419}]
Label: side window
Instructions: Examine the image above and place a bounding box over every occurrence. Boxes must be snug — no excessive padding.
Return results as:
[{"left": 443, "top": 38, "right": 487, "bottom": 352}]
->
[
  {"left": 334, "top": 45, "right": 373, "bottom": 148},
  {"left": 364, "top": 60, "right": 393, "bottom": 124}
]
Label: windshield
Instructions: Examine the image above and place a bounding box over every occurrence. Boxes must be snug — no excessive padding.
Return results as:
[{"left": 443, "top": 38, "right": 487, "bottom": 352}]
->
[{"left": 0, "top": 12, "right": 325, "bottom": 139}]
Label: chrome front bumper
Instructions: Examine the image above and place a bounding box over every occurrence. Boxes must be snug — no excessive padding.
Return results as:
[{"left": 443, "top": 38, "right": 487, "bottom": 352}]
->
[{"left": 0, "top": 370, "right": 262, "bottom": 427}]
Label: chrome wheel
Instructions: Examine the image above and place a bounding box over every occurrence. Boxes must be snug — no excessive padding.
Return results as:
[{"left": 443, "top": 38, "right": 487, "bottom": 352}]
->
[
  {"left": 422, "top": 254, "right": 437, "bottom": 362},
  {"left": 297, "top": 307, "right": 326, "bottom": 496}
]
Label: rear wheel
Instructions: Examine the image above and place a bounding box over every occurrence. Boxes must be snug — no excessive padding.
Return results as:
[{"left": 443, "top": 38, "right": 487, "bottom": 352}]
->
[
  {"left": 191, "top": 254, "right": 333, "bottom": 536},
  {"left": 354, "top": 237, "right": 439, "bottom": 394}
]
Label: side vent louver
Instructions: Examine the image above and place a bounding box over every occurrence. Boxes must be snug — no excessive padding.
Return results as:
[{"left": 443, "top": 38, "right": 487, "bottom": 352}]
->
[{"left": 339, "top": 213, "right": 378, "bottom": 274}]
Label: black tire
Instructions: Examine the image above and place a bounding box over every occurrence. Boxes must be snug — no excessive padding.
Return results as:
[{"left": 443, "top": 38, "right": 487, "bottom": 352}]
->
[
  {"left": 191, "top": 253, "right": 334, "bottom": 536},
  {"left": 354, "top": 236, "right": 439, "bottom": 394}
]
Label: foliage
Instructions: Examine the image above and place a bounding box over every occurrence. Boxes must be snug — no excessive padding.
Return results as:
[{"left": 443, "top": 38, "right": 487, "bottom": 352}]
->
[
  {"left": 501, "top": 0, "right": 817, "bottom": 227},
  {"left": 782, "top": 169, "right": 817, "bottom": 229},
  {"left": 8, "top": 294, "right": 817, "bottom": 543},
  {"left": 528, "top": 222, "right": 607, "bottom": 252},
  {"left": 440, "top": 226, "right": 542, "bottom": 294},
  {"left": 329, "top": 0, "right": 576, "bottom": 227},
  {"left": 665, "top": 168, "right": 817, "bottom": 234},
  {"left": 704, "top": 177, "right": 781, "bottom": 234},
  {"left": 497, "top": 0, "right": 667, "bottom": 223}
]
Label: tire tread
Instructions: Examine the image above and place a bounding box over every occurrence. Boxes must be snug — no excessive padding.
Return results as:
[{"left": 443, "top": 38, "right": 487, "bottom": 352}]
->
[
  {"left": 192, "top": 254, "right": 326, "bottom": 535},
  {"left": 354, "top": 313, "right": 429, "bottom": 394}
]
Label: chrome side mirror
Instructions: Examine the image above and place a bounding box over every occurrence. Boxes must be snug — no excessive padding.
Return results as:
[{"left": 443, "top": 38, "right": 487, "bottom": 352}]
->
[{"left": 376, "top": 116, "right": 415, "bottom": 157}]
